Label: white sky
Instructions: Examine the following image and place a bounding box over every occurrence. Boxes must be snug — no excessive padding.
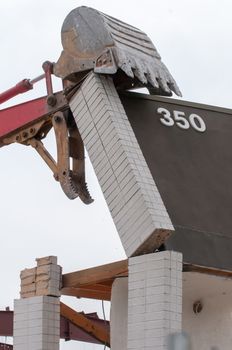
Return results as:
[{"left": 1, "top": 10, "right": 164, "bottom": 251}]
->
[{"left": 0, "top": 1, "right": 232, "bottom": 349}]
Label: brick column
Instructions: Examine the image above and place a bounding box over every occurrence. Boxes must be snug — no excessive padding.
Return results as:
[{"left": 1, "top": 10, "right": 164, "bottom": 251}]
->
[
  {"left": 70, "top": 72, "right": 174, "bottom": 257},
  {"left": 127, "top": 251, "right": 182, "bottom": 350},
  {"left": 13, "top": 256, "right": 61, "bottom": 350},
  {"left": 14, "top": 296, "right": 60, "bottom": 350}
]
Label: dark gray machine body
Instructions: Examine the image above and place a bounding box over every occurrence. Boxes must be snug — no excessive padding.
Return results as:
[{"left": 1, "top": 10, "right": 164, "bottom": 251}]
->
[{"left": 120, "top": 92, "right": 232, "bottom": 270}]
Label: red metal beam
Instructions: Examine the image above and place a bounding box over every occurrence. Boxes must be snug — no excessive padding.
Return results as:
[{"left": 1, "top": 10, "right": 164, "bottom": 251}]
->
[
  {"left": 0, "top": 311, "right": 13, "bottom": 337},
  {"left": 0, "top": 343, "right": 13, "bottom": 350},
  {"left": 0, "top": 97, "right": 48, "bottom": 141}
]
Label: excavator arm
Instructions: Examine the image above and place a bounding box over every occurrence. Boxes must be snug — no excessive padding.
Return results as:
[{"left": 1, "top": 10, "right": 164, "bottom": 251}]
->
[
  {"left": 0, "top": 64, "right": 93, "bottom": 203},
  {"left": 0, "top": 6, "right": 181, "bottom": 202}
]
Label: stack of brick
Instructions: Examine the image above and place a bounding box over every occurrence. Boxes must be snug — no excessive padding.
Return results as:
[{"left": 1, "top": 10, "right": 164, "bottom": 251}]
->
[
  {"left": 127, "top": 251, "right": 182, "bottom": 350},
  {"left": 70, "top": 72, "right": 174, "bottom": 258},
  {"left": 20, "top": 256, "right": 62, "bottom": 298},
  {"left": 14, "top": 296, "right": 60, "bottom": 350}
]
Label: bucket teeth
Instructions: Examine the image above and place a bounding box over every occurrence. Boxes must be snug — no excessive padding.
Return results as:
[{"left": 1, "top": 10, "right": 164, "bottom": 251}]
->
[
  {"left": 134, "top": 70, "right": 147, "bottom": 85},
  {"left": 146, "top": 68, "right": 159, "bottom": 89},
  {"left": 58, "top": 171, "right": 93, "bottom": 203}
]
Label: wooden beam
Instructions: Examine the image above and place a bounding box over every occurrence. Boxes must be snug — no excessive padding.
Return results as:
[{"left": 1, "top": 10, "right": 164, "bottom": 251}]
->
[
  {"left": 61, "top": 286, "right": 111, "bottom": 301},
  {"left": 62, "top": 259, "right": 128, "bottom": 288},
  {"left": 60, "top": 302, "right": 110, "bottom": 348},
  {"left": 183, "top": 263, "right": 232, "bottom": 278},
  {"left": 62, "top": 258, "right": 232, "bottom": 298}
]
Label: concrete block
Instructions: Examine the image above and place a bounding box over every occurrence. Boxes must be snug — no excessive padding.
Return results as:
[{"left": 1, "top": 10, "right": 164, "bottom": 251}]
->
[
  {"left": 76, "top": 108, "right": 93, "bottom": 130},
  {"left": 109, "top": 199, "right": 125, "bottom": 218},
  {"left": 95, "top": 109, "right": 114, "bottom": 129},
  {"left": 127, "top": 252, "right": 183, "bottom": 350},
  {"left": 94, "top": 157, "right": 112, "bottom": 176},
  {"left": 20, "top": 291, "right": 36, "bottom": 299},
  {"left": 80, "top": 121, "right": 96, "bottom": 140},
  {"left": 14, "top": 296, "right": 60, "bottom": 350},
  {"left": 101, "top": 174, "right": 118, "bottom": 194},
  {"left": 105, "top": 188, "right": 122, "bottom": 207},
  {"left": 21, "top": 275, "right": 36, "bottom": 286},
  {"left": 98, "top": 166, "right": 116, "bottom": 186},
  {"left": 36, "top": 256, "right": 57, "bottom": 266},
  {"left": 20, "top": 268, "right": 36, "bottom": 280}
]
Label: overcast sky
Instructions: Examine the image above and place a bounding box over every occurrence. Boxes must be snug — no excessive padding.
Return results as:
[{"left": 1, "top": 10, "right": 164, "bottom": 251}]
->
[{"left": 0, "top": 1, "right": 232, "bottom": 349}]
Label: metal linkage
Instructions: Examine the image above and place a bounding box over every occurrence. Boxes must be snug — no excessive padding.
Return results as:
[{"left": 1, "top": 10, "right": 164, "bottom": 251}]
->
[
  {"left": 26, "top": 110, "right": 93, "bottom": 203},
  {"left": 52, "top": 110, "right": 93, "bottom": 203}
]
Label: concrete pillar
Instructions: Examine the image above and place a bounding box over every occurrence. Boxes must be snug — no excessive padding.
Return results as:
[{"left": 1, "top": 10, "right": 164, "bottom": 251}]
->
[
  {"left": 127, "top": 251, "right": 182, "bottom": 350},
  {"left": 13, "top": 296, "right": 60, "bottom": 350},
  {"left": 110, "top": 277, "right": 128, "bottom": 350},
  {"left": 13, "top": 256, "right": 61, "bottom": 350}
]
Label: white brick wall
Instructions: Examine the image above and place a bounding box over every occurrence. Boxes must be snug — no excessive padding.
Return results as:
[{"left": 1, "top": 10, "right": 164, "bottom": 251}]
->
[
  {"left": 70, "top": 72, "right": 174, "bottom": 257},
  {"left": 128, "top": 251, "right": 182, "bottom": 350},
  {"left": 14, "top": 296, "right": 60, "bottom": 350}
]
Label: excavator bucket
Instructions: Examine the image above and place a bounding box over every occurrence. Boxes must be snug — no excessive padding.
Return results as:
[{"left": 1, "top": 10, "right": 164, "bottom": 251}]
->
[{"left": 54, "top": 6, "right": 181, "bottom": 97}]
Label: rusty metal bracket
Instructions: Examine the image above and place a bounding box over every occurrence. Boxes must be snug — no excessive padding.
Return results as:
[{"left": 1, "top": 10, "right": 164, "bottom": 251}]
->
[
  {"left": 22, "top": 110, "right": 94, "bottom": 203},
  {"left": 2, "top": 119, "right": 51, "bottom": 146},
  {"left": 52, "top": 110, "right": 93, "bottom": 203},
  {"left": 27, "top": 137, "right": 58, "bottom": 178},
  {"left": 42, "top": 61, "right": 57, "bottom": 107}
]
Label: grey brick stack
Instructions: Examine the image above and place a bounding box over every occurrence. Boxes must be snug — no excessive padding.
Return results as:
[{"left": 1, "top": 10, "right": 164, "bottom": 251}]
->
[
  {"left": 70, "top": 72, "right": 174, "bottom": 257},
  {"left": 127, "top": 251, "right": 182, "bottom": 350}
]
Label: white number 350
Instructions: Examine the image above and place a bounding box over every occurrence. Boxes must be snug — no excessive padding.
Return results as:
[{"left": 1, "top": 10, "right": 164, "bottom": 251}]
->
[{"left": 157, "top": 107, "right": 206, "bottom": 133}]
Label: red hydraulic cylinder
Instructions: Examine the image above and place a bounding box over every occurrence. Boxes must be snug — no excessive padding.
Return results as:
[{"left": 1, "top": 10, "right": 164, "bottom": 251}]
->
[
  {"left": 0, "top": 79, "right": 33, "bottom": 104},
  {"left": 0, "top": 72, "right": 45, "bottom": 105}
]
